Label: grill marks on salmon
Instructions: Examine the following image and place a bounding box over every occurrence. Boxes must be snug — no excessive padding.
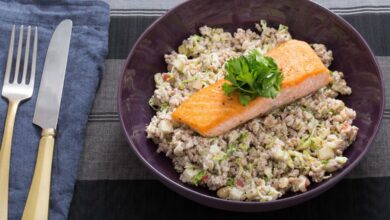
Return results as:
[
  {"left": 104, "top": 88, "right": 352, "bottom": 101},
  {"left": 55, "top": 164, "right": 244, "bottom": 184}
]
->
[{"left": 172, "top": 40, "right": 331, "bottom": 137}]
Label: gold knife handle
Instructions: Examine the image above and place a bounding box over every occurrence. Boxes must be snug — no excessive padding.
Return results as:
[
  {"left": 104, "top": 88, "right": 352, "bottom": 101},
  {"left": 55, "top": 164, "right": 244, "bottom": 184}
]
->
[
  {"left": 22, "top": 128, "right": 55, "bottom": 220},
  {"left": 0, "top": 101, "right": 19, "bottom": 220}
]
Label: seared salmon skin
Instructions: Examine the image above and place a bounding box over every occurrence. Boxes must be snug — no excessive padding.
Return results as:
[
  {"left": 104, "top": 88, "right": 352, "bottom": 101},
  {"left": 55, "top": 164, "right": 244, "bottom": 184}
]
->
[{"left": 172, "top": 40, "right": 331, "bottom": 137}]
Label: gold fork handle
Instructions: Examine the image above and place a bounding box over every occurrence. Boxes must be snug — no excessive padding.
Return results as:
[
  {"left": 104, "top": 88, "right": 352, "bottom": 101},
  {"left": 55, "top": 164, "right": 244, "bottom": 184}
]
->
[
  {"left": 0, "top": 100, "right": 19, "bottom": 220},
  {"left": 22, "top": 128, "right": 55, "bottom": 220}
]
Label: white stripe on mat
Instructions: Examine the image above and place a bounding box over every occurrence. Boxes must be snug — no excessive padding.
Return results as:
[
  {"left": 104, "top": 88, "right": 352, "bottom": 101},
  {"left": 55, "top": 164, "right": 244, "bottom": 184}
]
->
[
  {"left": 333, "top": 9, "right": 390, "bottom": 15},
  {"left": 106, "top": 0, "right": 390, "bottom": 11},
  {"left": 105, "top": 0, "right": 390, "bottom": 11},
  {"left": 110, "top": 8, "right": 390, "bottom": 17},
  {"left": 110, "top": 12, "right": 164, "bottom": 17}
]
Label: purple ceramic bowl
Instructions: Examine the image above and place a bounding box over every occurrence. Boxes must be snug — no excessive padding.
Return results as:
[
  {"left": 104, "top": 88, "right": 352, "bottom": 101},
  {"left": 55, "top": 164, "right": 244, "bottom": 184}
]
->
[{"left": 118, "top": 0, "right": 384, "bottom": 212}]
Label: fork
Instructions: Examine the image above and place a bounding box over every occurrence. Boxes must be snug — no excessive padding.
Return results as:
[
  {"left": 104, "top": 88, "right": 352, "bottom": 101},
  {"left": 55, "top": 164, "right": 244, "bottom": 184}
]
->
[{"left": 0, "top": 25, "right": 38, "bottom": 220}]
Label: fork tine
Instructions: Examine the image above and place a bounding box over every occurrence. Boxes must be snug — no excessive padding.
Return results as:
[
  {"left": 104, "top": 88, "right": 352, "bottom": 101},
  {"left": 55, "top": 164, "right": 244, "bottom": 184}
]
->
[
  {"left": 4, "top": 25, "right": 15, "bottom": 84},
  {"left": 21, "top": 26, "right": 31, "bottom": 84},
  {"left": 29, "top": 27, "right": 38, "bottom": 86},
  {"left": 13, "top": 25, "right": 23, "bottom": 83}
]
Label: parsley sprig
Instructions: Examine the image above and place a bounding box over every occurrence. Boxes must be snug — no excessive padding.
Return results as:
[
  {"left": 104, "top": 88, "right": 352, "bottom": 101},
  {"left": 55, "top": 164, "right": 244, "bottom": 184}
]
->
[{"left": 222, "top": 50, "right": 283, "bottom": 106}]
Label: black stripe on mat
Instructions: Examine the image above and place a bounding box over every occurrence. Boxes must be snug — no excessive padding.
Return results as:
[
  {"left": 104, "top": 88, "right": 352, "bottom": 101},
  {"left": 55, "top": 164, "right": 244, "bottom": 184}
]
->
[
  {"left": 68, "top": 178, "right": 390, "bottom": 220},
  {"left": 88, "top": 112, "right": 118, "bottom": 122},
  {"left": 342, "top": 14, "right": 389, "bottom": 55},
  {"left": 107, "top": 13, "right": 390, "bottom": 59},
  {"left": 108, "top": 16, "right": 156, "bottom": 59}
]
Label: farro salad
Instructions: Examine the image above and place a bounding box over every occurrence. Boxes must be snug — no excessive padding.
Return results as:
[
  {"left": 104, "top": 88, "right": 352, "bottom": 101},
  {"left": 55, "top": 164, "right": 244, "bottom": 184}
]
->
[{"left": 146, "top": 20, "right": 358, "bottom": 201}]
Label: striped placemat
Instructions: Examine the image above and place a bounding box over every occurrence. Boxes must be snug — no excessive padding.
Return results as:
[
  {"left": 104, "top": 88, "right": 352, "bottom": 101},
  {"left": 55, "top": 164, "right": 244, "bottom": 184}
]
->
[{"left": 69, "top": 1, "right": 390, "bottom": 219}]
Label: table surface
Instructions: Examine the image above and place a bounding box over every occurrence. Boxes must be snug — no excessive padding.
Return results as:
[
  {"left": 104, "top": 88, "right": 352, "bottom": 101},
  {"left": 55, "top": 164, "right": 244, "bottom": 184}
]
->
[{"left": 69, "top": 0, "right": 390, "bottom": 219}]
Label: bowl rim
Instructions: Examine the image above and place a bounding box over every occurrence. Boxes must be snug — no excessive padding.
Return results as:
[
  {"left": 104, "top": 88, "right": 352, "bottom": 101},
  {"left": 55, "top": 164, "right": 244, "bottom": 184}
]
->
[{"left": 117, "top": 0, "right": 385, "bottom": 210}]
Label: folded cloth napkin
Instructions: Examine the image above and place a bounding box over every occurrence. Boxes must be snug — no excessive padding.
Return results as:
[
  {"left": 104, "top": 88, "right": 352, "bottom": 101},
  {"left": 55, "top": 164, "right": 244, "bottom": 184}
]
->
[{"left": 0, "top": 0, "right": 109, "bottom": 219}]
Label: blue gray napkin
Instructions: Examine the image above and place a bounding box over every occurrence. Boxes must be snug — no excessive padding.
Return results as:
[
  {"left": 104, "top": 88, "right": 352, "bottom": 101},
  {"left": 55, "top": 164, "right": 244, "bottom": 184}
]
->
[{"left": 0, "top": 0, "right": 110, "bottom": 219}]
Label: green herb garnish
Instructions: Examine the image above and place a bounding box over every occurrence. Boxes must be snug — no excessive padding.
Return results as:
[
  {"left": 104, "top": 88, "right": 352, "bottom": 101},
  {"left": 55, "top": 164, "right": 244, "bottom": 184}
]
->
[{"left": 222, "top": 49, "right": 283, "bottom": 106}]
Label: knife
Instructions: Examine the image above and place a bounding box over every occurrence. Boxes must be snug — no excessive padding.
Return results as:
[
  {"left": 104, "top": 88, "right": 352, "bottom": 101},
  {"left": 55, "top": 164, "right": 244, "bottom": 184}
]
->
[{"left": 22, "top": 19, "right": 72, "bottom": 220}]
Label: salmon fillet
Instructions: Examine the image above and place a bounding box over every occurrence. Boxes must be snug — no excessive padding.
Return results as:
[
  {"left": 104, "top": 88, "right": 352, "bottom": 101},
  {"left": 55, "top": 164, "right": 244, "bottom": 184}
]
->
[{"left": 172, "top": 40, "right": 331, "bottom": 137}]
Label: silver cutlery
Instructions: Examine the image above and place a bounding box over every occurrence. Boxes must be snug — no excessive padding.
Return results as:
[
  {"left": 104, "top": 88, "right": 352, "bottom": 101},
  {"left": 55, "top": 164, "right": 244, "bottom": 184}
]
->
[
  {"left": 22, "top": 19, "right": 72, "bottom": 220},
  {"left": 0, "top": 25, "right": 38, "bottom": 220}
]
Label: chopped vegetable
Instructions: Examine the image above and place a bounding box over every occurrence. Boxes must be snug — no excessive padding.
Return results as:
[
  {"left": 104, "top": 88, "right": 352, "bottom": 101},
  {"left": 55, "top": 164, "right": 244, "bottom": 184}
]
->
[
  {"left": 172, "top": 54, "right": 187, "bottom": 73},
  {"left": 158, "top": 120, "right": 173, "bottom": 134},
  {"left": 217, "top": 186, "right": 230, "bottom": 198},
  {"left": 162, "top": 73, "right": 171, "bottom": 81},
  {"left": 222, "top": 49, "right": 283, "bottom": 106},
  {"left": 222, "top": 144, "right": 237, "bottom": 160},
  {"left": 148, "top": 98, "right": 158, "bottom": 111},
  {"left": 210, "top": 144, "right": 226, "bottom": 161},
  {"left": 192, "top": 78, "right": 203, "bottom": 90},
  {"left": 297, "top": 121, "right": 319, "bottom": 150},
  {"left": 318, "top": 146, "right": 334, "bottom": 160},
  {"left": 154, "top": 73, "right": 164, "bottom": 85},
  {"left": 271, "top": 147, "right": 289, "bottom": 162},
  {"left": 157, "top": 103, "right": 169, "bottom": 113},
  {"left": 237, "top": 131, "right": 249, "bottom": 142},
  {"left": 191, "top": 170, "right": 207, "bottom": 186},
  {"left": 238, "top": 143, "right": 249, "bottom": 151},
  {"left": 236, "top": 158, "right": 244, "bottom": 177},
  {"left": 182, "top": 168, "right": 199, "bottom": 182},
  {"left": 229, "top": 187, "right": 244, "bottom": 200},
  {"left": 335, "top": 156, "right": 348, "bottom": 164},
  {"left": 178, "top": 83, "right": 185, "bottom": 90},
  {"left": 264, "top": 167, "right": 273, "bottom": 179},
  {"left": 209, "top": 144, "right": 220, "bottom": 154},
  {"left": 226, "top": 178, "right": 235, "bottom": 186},
  {"left": 227, "top": 144, "right": 237, "bottom": 155},
  {"left": 178, "top": 45, "right": 187, "bottom": 55},
  {"left": 235, "top": 178, "right": 244, "bottom": 188},
  {"left": 278, "top": 24, "right": 288, "bottom": 31},
  {"left": 191, "top": 34, "right": 202, "bottom": 42},
  {"left": 148, "top": 98, "right": 169, "bottom": 112}
]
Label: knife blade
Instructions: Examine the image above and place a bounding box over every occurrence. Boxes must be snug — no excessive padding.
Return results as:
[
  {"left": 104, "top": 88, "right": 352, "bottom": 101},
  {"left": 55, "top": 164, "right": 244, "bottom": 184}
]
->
[
  {"left": 33, "top": 19, "right": 72, "bottom": 129},
  {"left": 22, "top": 19, "right": 72, "bottom": 220}
]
